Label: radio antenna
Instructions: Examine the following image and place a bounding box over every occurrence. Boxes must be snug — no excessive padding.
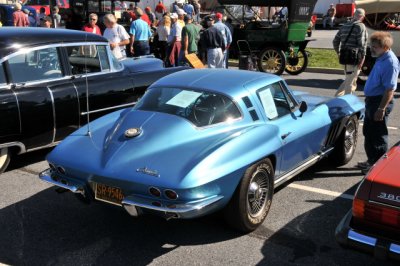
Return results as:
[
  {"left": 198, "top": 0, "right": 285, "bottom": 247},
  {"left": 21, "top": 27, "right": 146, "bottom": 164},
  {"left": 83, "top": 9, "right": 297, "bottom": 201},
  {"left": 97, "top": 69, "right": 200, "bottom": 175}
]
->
[{"left": 84, "top": 34, "right": 91, "bottom": 137}]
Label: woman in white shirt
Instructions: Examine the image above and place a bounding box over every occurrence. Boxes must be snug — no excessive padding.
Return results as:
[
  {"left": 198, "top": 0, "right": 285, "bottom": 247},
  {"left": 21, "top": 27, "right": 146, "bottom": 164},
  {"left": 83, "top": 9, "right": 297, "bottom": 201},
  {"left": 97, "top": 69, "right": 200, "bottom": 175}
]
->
[{"left": 103, "top": 14, "right": 130, "bottom": 60}]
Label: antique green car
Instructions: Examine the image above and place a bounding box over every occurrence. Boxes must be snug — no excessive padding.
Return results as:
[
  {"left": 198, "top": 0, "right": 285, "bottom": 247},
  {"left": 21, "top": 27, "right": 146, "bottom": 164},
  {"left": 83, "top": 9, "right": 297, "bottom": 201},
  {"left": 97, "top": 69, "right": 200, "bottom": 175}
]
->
[{"left": 218, "top": 0, "right": 317, "bottom": 75}]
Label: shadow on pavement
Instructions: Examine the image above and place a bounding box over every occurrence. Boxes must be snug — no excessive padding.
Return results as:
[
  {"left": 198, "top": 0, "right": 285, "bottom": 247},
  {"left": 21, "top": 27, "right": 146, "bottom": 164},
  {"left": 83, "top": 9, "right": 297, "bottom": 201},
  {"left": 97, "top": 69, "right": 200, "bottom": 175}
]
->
[
  {"left": 254, "top": 185, "right": 397, "bottom": 265},
  {"left": 0, "top": 188, "right": 240, "bottom": 266},
  {"left": 5, "top": 148, "right": 53, "bottom": 173}
]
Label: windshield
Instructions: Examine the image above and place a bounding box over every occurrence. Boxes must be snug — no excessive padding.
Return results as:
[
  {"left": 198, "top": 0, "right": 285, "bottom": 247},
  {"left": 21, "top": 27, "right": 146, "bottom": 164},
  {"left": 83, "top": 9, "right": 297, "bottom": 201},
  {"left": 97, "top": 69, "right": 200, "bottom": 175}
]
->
[{"left": 134, "top": 87, "right": 242, "bottom": 127}]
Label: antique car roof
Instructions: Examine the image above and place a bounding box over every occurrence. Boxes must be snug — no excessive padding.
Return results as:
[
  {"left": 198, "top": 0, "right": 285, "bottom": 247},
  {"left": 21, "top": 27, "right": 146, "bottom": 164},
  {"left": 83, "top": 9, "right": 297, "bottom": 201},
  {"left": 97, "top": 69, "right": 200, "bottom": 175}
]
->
[
  {"left": 355, "top": 0, "right": 400, "bottom": 14},
  {"left": 151, "top": 69, "right": 282, "bottom": 98},
  {"left": 0, "top": 27, "right": 107, "bottom": 58}
]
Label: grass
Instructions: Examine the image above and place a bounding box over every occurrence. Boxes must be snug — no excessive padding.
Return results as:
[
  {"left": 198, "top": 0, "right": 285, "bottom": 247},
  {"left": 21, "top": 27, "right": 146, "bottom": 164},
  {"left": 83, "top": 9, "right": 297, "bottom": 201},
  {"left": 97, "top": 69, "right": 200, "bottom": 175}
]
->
[
  {"left": 229, "top": 47, "right": 342, "bottom": 70},
  {"left": 307, "top": 48, "right": 341, "bottom": 69}
]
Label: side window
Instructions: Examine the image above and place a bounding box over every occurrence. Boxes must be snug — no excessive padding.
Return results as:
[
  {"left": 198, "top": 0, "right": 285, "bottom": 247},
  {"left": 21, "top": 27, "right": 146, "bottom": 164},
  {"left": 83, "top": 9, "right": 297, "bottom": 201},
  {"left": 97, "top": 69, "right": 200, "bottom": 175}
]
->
[
  {"left": 8, "top": 47, "right": 62, "bottom": 83},
  {"left": 257, "top": 82, "right": 291, "bottom": 120},
  {"left": 0, "top": 63, "right": 6, "bottom": 85},
  {"left": 97, "top": 45, "right": 110, "bottom": 71},
  {"left": 67, "top": 45, "right": 112, "bottom": 75}
]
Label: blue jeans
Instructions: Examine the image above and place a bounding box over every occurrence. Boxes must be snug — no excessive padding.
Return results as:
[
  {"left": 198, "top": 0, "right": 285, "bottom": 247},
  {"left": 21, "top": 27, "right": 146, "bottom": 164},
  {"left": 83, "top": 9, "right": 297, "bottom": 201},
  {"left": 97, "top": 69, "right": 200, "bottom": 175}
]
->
[
  {"left": 363, "top": 95, "right": 394, "bottom": 164},
  {"left": 134, "top": 41, "right": 150, "bottom": 56}
]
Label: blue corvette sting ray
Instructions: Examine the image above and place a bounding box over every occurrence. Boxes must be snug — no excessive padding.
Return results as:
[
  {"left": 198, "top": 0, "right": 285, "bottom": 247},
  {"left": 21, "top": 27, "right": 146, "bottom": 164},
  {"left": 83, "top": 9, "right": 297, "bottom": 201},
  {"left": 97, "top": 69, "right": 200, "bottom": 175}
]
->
[{"left": 39, "top": 69, "right": 364, "bottom": 232}]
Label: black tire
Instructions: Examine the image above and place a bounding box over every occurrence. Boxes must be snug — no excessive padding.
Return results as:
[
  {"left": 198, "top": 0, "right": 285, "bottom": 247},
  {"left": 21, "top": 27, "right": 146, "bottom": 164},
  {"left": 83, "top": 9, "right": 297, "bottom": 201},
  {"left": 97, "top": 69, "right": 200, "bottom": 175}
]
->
[
  {"left": 330, "top": 116, "right": 358, "bottom": 166},
  {"left": 224, "top": 159, "right": 274, "bottom": 232},
  {"left": 0, "top": 147, "right": 11, "bottom": 174},
  {"left": 285, "top": 50, "right": 309, "bottom": 75},
  {"left": 257, "top": 48, "right": 286, "bottom": 75}
]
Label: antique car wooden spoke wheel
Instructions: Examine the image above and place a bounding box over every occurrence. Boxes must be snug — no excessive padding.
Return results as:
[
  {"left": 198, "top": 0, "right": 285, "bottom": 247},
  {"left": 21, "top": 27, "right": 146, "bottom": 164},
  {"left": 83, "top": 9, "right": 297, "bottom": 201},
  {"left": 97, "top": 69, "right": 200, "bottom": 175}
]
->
[
  {"left": 0, "top": 147, "right": 10, "bottom": 174},
  {"left": 285, "top": 50, "right": 308, "bottom": 75},
  {"left": 258, "top": 47, "right": 286, "bottom": 75}
]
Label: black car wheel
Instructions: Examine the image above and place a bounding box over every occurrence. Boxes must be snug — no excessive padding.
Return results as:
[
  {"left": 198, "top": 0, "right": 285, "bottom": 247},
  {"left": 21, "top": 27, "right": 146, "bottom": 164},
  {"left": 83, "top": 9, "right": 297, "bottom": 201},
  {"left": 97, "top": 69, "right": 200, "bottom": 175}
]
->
[
  {"left": 330, "top": 116, "right": 358, "bottom": 166},
  {"left": 224, "top": 159, "right": 274, "bottom": 232},
  {"left": 257, "top": 48, "right": 286, "bottom": 75},
  {"left": 0, "top": 147, "right": 10, "bottom": 174},
  {"left": 285, "top": 50, "right": 309, "bottom": 75}
]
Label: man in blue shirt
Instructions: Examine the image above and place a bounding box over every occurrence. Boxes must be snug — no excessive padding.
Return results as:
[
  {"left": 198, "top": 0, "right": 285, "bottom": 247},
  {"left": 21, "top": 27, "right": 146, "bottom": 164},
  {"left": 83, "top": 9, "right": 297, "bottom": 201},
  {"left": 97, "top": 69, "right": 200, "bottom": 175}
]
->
[
  {"left": 129, "top": 7, "right": 152, "bottom": 57},
  {"left": 357, "top": 31, "right": 400, "bottom": 173},
  {"left": 213, "top": 12, "right": 232, "bottom": 68}
]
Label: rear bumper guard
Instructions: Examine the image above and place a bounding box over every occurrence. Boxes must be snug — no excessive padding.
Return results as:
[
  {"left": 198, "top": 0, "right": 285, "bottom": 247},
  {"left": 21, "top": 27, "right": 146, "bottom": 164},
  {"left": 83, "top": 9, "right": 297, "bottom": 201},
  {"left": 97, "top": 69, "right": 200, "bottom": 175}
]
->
[{"left": 39, "top": 168, "right": 85, "bottom": 196}]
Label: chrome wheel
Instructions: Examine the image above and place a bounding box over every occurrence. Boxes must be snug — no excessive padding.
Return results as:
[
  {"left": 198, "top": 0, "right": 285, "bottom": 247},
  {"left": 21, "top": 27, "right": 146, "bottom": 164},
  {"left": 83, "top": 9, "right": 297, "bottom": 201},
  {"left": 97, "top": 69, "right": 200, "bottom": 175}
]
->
[
  {"left": 247, "top": 169, "right": 269, "bottom": 217},
  {"left": 344, "top": 118, "right": 357, "bottom": 156},
  {"left": 0, "top": 147, "right": 10, "bottom": 174}
]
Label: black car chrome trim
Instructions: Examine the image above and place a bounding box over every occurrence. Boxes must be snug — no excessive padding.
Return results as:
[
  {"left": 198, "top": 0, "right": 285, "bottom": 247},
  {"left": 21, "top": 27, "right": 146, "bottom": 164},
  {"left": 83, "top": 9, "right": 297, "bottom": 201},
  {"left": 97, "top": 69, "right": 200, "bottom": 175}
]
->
[
  {"left": 80, "top": 102, "right": 137, "bottom": 116},
  {"left": 0, "top": 142, "right": 26, "bottom": 154},
  {"left": 47, "top": 86, "right": 56, "bottom": 144},
  {"left": 274, "top": 147, "right": 334, "bottom": 188},
  {"left": 71, "top": 82, "right": 81, "bottom": 126},
  {"left": 348, "top": 230, "right": 377, "bottom": 246},
  {"left": 27, "top": 141, "right": 60, "bottom": 152},
  {"left": 11, "top": 89, "right": 22, "bottom": 133}
]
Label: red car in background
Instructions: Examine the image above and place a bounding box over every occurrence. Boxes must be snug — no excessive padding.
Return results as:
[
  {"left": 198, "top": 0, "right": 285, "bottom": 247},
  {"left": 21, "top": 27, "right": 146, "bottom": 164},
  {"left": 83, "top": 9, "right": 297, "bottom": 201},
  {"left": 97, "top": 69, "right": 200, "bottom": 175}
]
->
[
  {"left": 336, "top": 141, "right": 400, "bottom": 261},
  {"left": 24, "top": 0, "right": 69, "bottom": 15}
]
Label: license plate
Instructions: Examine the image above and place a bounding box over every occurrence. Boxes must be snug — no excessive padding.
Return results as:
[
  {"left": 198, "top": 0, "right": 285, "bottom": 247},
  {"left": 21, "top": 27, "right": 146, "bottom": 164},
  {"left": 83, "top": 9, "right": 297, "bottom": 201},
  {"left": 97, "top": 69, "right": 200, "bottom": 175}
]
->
[{"left": 95, "top": 183, "right": 124, "bottom": 206}]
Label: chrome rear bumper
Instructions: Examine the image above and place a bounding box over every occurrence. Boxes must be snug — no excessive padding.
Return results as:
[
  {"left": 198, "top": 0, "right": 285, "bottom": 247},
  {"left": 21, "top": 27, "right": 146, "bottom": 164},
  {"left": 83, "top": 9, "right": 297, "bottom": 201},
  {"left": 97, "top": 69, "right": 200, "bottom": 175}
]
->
[
  {"left": 336, "top": 209, "right": 400, "bottom": 261},
  {"left": 122, "top": 194, "right": 224, "bottom": 219}
]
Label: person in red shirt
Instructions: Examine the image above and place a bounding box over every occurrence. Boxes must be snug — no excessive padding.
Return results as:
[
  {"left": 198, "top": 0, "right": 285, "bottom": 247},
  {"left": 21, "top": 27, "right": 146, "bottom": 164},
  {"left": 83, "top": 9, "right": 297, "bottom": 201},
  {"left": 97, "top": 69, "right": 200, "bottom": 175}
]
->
[
  {"left": 13, "top": 3, "right": 29, "bottom": 27},
  {"left": 82, "top": 13, "right": 102, "bottom": 35},
  {"left": 155, "top": 1, "right": 166, "bottom": 21}
]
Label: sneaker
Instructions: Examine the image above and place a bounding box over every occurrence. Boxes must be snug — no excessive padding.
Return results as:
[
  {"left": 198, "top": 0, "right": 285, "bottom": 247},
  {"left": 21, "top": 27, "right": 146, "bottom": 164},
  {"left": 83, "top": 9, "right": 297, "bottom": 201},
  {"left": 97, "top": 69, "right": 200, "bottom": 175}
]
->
[{"left": 356, "top": 161, "right": 371, "bottom": 169}]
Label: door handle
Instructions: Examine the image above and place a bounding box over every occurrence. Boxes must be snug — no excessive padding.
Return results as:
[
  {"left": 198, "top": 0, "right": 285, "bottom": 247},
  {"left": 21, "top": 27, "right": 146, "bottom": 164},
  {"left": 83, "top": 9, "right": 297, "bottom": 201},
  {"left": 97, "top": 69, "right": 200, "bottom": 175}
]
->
[{"left": 281, "top": 132, "right": 292, "bottom": 140}]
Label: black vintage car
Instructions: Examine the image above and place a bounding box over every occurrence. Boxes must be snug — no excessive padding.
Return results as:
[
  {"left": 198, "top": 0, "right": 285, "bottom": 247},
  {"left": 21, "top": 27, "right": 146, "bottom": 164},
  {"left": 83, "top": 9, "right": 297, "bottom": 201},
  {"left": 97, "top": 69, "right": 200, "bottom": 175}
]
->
[{"left": 0, "top": 27, "right": 187, "bottom": 173}]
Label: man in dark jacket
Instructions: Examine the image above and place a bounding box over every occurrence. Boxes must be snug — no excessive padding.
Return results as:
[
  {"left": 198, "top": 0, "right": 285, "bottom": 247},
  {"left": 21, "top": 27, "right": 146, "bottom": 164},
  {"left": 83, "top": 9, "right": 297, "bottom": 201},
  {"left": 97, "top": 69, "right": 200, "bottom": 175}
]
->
[{"left": 200, "top": 16, "right": 225, "bottom": 68}]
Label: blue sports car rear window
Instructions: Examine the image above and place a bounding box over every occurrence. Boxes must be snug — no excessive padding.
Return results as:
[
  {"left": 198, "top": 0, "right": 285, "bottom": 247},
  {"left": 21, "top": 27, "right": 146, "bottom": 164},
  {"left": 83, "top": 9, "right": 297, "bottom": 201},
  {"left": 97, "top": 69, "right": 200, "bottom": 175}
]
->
[{"left": 134, "top": 87, "right": 242, "bottom": 127}]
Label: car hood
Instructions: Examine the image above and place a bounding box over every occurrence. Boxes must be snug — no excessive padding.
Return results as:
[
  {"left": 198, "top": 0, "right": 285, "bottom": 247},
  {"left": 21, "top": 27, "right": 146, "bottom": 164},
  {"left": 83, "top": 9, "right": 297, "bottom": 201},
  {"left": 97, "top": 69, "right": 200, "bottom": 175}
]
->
[
  {"left": 367, "top": 144, "right": 400, "bottom": 208},
  {"left": 49, "top": 110, "right": 254, "bottom": 188}
]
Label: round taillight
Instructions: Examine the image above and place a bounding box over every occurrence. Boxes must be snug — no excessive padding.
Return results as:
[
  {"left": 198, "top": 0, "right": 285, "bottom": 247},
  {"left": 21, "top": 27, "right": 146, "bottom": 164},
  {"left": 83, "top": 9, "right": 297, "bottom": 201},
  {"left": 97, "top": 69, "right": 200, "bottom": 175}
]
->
[
  {"left": 164, "top": 189, "right": 178, "bottom": 200},
  {"left": 149, "top": 187, "right": 161, "bottom": 197}
]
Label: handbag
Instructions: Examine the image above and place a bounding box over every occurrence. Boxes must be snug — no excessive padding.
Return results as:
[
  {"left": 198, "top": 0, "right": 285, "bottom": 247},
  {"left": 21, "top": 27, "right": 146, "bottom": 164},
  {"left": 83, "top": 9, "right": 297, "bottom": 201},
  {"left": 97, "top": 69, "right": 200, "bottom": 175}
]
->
[{"left": 339, "top": 25, "right": 362, "bottom": 65}]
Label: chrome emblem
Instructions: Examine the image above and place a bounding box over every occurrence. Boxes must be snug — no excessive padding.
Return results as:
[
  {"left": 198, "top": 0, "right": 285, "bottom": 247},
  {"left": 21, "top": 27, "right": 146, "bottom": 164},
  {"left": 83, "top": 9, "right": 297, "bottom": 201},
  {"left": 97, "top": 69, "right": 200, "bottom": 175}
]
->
[
  {"left": 137, "top": 167, "right": 160, "bottom": 177},
  {"left": 125, "top": 128, "right": 141, "bottom": 138},
  {"left": 378, "top": 192, "right": 400, "bottom": 203}
]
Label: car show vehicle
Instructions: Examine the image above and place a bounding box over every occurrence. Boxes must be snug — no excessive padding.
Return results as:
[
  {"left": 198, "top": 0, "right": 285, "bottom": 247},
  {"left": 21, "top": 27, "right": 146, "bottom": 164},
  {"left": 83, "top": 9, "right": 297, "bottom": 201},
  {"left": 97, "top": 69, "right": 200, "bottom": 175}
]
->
[
  {"left": 39, "top": 68, "right": 364, "bottom": 232},
  {"left": 217, "top": 0, "right": 317, "bottom": 75},
  {"left": 0, "top": 27, "right": 187, "bottom": 173},
  {"left": 355, "top": 0, "right": 400, "bottom": 83},
  {"left": 336, "top": 141, "right": 400, "bottom": 261}
]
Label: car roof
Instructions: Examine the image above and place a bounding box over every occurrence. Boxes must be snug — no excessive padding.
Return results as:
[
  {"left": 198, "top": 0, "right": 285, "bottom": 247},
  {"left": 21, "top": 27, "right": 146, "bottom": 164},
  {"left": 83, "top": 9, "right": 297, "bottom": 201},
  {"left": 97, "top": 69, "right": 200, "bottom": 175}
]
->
[
  {"left": 0, "top": 27, "right": 107, "bottom": 58},
  {"left": 152, "top": 68, "right": 283, "bottom": 98}
]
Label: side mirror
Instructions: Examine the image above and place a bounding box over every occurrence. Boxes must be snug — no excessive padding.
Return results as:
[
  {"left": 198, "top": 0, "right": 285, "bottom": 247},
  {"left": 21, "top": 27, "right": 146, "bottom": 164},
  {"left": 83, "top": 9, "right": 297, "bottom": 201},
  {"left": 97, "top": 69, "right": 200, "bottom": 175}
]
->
[{"left": 299, "top": 101, "right": 307, "bottom": 117}]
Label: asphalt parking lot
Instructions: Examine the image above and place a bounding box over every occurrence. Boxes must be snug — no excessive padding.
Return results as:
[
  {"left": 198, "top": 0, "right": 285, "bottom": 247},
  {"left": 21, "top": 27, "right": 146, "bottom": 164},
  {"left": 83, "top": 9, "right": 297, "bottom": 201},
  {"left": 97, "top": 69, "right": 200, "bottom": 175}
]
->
[{"left": 0, "top": 71, "right": 399, "bottom": 266}]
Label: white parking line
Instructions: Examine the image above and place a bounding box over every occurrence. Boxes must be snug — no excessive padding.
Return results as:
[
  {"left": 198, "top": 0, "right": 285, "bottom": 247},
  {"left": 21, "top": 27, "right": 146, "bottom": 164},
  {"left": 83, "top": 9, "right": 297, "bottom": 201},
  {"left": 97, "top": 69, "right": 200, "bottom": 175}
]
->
[
  {"left": 288, "top": 183, "right": 354, "bottom": 200},
  {"left": 360, "top": 123, "right": 398, "bottom": 130}
]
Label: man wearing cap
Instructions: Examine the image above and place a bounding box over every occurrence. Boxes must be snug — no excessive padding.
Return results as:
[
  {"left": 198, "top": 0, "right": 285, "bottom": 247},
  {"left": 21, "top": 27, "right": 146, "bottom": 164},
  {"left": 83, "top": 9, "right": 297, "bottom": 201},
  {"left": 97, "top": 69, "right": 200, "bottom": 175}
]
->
[
  {"left": 176, "top": 9, "right": 186, "bottom": 28},
  {"left": 167, "top": 13, "right": 182, "bottom": 66},
  {"left": 155, "top": 1, "right": 166, "bottom": 21},
  {"left": 200, "top": 16, "right": 225, "bottom": 68},
  {"left": 130, "top": 7, "right": 152, "bottom": 57},
  {"left": 213, "top": 12, "right": 232, "bottom": 68},
  {"left": 13, "top": 3, "right": 29, "bottom": 27},
  {"left": 333, "top": 8, "right": 368, "bottom": 96},
  {"left": 145, "top": 6, "right": 156, "bottom": 26}
]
